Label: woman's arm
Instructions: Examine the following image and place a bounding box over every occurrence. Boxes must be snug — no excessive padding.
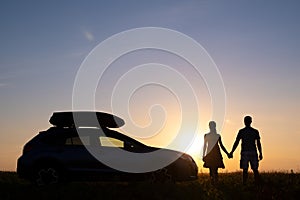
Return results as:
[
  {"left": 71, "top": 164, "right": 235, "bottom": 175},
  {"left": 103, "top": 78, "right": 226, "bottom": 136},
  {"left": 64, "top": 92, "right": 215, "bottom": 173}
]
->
[
  {"left": 203, "top": 134, "right": 207, "bottom": 158},
  {"left": 219, "top": 136, "right": 229, "bottom": 155}
]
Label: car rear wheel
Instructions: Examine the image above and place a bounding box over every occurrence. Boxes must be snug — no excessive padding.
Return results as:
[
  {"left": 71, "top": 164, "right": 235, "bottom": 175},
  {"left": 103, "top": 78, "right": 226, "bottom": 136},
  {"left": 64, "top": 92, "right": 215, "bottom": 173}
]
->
[{"left": 34, "top": 166, "right": 61, "bottom": 186}]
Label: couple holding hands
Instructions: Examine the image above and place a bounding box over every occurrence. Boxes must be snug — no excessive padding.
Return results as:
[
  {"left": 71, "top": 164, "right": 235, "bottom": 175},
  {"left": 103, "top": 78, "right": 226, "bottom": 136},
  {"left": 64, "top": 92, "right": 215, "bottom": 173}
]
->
[{"left": 202, "top": 116, "right": 263, "bottom": 185}]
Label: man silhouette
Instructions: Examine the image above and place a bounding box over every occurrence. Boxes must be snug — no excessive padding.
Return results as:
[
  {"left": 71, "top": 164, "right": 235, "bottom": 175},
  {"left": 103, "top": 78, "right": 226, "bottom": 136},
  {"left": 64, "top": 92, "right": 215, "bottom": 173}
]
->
[{"left": 229, "top": 116, "right": 263, "bottom": 184}]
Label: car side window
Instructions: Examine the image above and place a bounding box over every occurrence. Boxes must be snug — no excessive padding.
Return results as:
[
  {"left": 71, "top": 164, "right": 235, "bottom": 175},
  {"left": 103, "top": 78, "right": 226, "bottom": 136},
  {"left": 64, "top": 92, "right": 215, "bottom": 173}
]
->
[
  {"left": 99, "top": 137, "right": 124, "bottom": 148},
  {"left": 65, "top": 136, "right": 90, "bottom": 146},
  {"left": 41, "top": 133, "right": 66, "bottom": 146}
]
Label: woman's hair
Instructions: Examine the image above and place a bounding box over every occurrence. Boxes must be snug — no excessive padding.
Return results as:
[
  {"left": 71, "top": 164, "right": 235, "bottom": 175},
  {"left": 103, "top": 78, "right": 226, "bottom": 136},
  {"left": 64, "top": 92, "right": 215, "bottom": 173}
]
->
[{"left": 209, "top": 121, "right": 217, "bottom": 132}]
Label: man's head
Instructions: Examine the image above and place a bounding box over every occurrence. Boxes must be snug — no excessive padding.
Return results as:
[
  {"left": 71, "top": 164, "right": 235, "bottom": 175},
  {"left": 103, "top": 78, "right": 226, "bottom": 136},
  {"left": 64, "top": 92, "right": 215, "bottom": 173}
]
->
[{"left": 244, "top": 116, "right": 252, "bottom": 127}]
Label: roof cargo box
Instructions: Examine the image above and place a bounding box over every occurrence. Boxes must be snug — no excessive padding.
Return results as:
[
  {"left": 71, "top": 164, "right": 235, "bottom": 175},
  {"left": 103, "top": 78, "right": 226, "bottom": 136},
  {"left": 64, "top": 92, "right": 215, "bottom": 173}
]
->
[{"left": 49, "top": 111, "right": 125, "bottom": 128}]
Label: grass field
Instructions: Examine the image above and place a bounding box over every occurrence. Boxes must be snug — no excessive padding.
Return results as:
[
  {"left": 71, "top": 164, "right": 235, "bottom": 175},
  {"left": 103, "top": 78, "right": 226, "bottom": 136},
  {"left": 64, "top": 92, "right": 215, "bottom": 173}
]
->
[{"left": 0, "top": 171, "right": 299, "bottom": 200}]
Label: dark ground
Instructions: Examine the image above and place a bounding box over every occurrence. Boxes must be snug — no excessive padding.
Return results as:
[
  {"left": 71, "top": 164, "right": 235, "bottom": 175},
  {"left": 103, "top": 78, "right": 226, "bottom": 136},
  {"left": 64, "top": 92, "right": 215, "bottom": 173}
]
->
[{"left": 0, "top": 171, "right": 299, "bottom": 200}]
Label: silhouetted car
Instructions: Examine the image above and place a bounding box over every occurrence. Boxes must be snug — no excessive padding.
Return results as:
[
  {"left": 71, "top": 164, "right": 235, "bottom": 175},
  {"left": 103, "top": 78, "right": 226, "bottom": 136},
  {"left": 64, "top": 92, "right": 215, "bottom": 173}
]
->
[{"left": 17, "top": 112, "right": 198, "bottom": 185}]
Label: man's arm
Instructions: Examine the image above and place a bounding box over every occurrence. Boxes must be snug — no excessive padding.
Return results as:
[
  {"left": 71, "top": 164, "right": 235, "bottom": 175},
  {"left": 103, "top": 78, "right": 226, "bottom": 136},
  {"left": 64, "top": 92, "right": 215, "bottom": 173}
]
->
[
  {"left": 230, "top": 134, "right": 240, "bottom": 157},
  {"left": 257, "top": 139, "right": 263, "bottom": 160}
]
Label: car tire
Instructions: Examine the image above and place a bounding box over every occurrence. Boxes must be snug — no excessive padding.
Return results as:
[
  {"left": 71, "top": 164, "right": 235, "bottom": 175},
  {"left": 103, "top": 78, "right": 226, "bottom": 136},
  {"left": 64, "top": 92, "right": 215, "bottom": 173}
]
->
[
  {"left": 150, "top": 168, "right": 174, "bottom": 183},
  {"left": 34, "top": 166, "right": 61, "bottom": 186}
]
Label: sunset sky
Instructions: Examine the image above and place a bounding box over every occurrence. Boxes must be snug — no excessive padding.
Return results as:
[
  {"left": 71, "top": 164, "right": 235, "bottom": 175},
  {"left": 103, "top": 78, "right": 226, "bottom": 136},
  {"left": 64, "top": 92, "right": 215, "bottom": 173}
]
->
[{"left": 1, "top": 0, "right": 300, "bottom": 173}]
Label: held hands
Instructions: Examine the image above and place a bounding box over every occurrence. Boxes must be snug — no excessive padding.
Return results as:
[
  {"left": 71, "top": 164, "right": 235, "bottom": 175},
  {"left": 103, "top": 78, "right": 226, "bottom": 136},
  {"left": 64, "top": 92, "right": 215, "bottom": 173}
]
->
[{"left": 226, "top": 152, "right": 262, "bottom": 160}]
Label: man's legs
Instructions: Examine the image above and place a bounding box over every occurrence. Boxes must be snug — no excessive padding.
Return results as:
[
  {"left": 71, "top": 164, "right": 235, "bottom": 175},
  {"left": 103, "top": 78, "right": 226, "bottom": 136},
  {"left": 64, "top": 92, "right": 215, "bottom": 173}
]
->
[
  {"left": 240, "top": 153, "right": 249, "bottom": 185},
  {"left": 241, "top": 151, "right": 260, "bottom": 185},
  {"left": 243, "top": 169, "right": 248, "bottom": 185},
  {"left": 253, "top": 169, "right": 260, "bottom": 184},
  {"left": 250, "top": 153, "right": 260, "bottom": 184}
]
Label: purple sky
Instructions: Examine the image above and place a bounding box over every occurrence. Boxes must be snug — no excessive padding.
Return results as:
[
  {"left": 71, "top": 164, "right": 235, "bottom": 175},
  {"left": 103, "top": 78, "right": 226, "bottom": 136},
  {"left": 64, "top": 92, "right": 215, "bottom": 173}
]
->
[{"left": 0, "top": 0, "right": 299, "bottom": 171}]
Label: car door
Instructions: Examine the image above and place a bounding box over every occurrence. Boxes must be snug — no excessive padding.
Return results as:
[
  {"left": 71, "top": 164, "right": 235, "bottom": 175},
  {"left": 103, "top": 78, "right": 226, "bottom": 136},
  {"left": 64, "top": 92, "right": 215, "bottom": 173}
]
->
[{"left": 60, "top": 134, "right": 107, "bottom": 179}]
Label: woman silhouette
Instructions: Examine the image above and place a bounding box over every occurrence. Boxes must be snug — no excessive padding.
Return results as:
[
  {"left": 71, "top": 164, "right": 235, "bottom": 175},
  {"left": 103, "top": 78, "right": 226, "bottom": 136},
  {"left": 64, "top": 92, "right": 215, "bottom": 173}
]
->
[{"left": 202, "top": 121, "right": 229, "bottom": 184}]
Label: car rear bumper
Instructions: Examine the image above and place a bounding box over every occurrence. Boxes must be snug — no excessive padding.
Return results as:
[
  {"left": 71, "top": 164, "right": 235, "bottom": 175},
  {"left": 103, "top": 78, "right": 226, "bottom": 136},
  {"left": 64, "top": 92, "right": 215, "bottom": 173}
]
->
[{"left": 17, "top": 156, "right": 33, "bottom": 179}]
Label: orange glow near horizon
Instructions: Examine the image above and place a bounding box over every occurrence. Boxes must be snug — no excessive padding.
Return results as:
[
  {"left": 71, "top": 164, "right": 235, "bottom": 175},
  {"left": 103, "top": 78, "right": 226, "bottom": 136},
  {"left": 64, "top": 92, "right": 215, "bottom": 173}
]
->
[
  {"left": 1, "top": 0, "right": 300, "bottom": 176},
  {"left": 1, "top": 108, "right": 300, "bottom": 173}
]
